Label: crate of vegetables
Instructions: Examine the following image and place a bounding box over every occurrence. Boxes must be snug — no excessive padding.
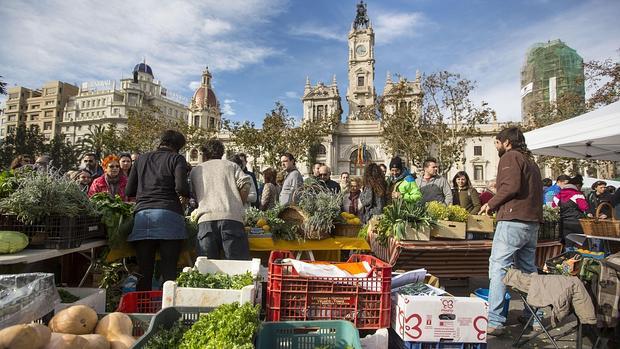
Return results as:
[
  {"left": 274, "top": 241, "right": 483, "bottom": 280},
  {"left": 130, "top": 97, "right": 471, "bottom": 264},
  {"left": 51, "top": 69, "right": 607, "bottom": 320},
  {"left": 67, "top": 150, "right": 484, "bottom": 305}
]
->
[
  {"left": 267, "top": 250, "right": 392, "bottom": 329},
  {"left": 257, "top": 320, "right": 363, "bottom": 349},
  {"left": 162, "top": 257, "right": 261, "bottom": 308},
  {"left": 133, "top": 303, "right": 260, "bottom": 349}
]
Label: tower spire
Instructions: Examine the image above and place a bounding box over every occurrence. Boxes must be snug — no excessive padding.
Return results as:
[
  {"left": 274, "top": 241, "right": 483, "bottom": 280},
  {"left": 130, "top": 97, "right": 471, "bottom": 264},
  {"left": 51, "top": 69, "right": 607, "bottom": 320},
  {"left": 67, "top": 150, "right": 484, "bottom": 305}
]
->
[
  {"left": 386, "top": 71, "right": 392, "bottom": 84},
  {"left": 332, "top": 74, "right": 337, "bottom": 86}
]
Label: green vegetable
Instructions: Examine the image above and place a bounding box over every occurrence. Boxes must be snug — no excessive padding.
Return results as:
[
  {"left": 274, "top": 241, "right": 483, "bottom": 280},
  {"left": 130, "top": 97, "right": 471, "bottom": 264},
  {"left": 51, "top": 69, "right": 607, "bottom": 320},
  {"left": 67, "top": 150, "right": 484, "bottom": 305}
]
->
[
  {"left": 0, "top": 169, "right": 97, "bottom": 224},
  {"left": 447, "top": 205, "right": 469, "bottom": 222},
  {"left": 179, "top": 302, "right": 259, "bottom": 349},
  {"left": 58, "top": 289, "right": 80, "bottom": 303},
  {"left": 90, "top": 193, "right": 134, "bottom": 249},
  {"left": 0, "top": 231, "right": 29, "bottom": 254},
  {"left": 176, "top": 270, "right": 254, "bottom": 290},
  {"left": 144, "top": 320, "right": 189, "bottom": 349},
  {"left": 296, "top": 182, "right": 344, "bottom": 239},
  {"left": 376, "top": 198, "right": 435, "bottom": 246},
  {"left": 425, "top": 201, "right": 450, "bottom": 221},
  {"left": 543, "top": 206, "right": 560, "bottom": 223}
]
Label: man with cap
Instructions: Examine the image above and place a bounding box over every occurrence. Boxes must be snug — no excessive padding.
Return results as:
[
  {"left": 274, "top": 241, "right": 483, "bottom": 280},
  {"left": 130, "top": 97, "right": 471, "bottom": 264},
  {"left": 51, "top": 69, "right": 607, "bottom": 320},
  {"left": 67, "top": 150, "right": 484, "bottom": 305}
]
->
[
  {"left": 543, "top": 174, "right": 571, "bottom": 206},
  {"left": 388, "top": 156, "right": 422, "bottom": 203},
  {"left": 588, "top": 180, "right": 613, "bottom": 218}
]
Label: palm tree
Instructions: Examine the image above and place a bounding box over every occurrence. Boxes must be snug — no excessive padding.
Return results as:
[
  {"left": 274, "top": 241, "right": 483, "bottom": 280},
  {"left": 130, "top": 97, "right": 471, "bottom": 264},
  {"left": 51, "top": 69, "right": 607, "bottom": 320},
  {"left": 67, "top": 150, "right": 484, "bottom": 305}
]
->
[{"left": 81, "top": 124, "right": 108, "bottom": 159}]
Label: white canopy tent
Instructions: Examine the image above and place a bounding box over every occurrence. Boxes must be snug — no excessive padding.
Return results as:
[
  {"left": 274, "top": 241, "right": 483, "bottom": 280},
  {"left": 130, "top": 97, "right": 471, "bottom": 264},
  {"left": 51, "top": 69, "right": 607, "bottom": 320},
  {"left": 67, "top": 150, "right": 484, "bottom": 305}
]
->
[{"left": 524, "top": 101, "right": 620, "bottom": 161}]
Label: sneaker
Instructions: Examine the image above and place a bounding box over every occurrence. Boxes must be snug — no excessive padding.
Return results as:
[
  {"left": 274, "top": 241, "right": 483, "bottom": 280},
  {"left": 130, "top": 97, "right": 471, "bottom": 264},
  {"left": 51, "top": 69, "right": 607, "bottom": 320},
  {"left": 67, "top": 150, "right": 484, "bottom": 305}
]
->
[
  {"left": 517, "top": 315, "right": 543, "bottom": 331},
  {"left": 487, "top": 326, "right": 506, "bottom": 336}
]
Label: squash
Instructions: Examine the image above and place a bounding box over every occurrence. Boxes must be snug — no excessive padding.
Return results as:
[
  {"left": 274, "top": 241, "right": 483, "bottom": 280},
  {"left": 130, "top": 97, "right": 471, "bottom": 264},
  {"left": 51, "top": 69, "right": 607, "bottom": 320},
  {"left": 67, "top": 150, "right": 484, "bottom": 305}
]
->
[
  {"left": 0, "top": 324, "right": 36, "bottom": 349},
  {"left": 79, "top": 334, "right": 110, "bottom": 349},
  {"left": 49, "top": 305, "right": 98, "bottom": 335},
  {"left": 30, "top": 324, "right": 52, "bottom": 349},
  {"left": 44, "top": 333, "right": 88, "bottom": 349},
  {"left": 94, "top": 312, "right": 133, "bottom": 337},
  {"left": 0, "top": 231, "right": 29, "bottom": 254},
  {"left": 107, "top": 334, "right": 135, "bottom": 349}
]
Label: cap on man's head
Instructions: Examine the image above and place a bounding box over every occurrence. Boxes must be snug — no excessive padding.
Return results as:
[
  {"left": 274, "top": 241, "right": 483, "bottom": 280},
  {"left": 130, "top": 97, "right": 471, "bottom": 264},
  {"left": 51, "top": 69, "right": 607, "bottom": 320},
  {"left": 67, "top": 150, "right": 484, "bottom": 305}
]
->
[
  {"left": 591, "top": 180, "right": 607, "bottom": 190},
  {"left": 556, "top": 175, "right": 571, "bottom": 182},
  {"left": 389, "top": 157, "right": 403, "bottom": 170}
]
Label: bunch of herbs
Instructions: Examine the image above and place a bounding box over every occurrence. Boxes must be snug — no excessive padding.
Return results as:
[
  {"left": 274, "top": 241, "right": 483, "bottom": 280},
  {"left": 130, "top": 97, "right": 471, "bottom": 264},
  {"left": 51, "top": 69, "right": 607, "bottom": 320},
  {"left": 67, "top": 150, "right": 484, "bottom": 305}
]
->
[
  {"left": 296, "top": 183, "right": 344, "bottom": 239},
  {"left": 176, "top": 270, "right": 254, "bottom": 290},
  {"left": 90, "top": 193, "right": 134, "bottom": 249},
  {"left": 144, "top": 320, "right": 189, "bottom": 349},
  {"left": 376, "top": 198, "right": 435, "bottom": 246},
  {"left": 0, "top": 169, "right": 96, "bottom": 224}
]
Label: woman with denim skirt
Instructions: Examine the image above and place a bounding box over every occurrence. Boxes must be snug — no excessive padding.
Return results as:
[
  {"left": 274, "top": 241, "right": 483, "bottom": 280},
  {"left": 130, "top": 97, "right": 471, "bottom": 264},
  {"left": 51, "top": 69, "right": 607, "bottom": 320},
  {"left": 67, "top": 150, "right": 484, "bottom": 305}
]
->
[{"left": 125, "top": 130, "right": 190, "bottom": 291}]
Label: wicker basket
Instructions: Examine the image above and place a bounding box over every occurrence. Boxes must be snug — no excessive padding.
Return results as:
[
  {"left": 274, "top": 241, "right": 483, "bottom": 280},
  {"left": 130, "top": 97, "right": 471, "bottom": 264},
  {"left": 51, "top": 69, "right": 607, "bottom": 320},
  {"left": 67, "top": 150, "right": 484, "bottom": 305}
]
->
[
  {"left": 333, "top": 223, "right": 361, "bottom": 237},
  {"left": 278, "top": 206, "right": 331, "bottom": 240},
  {"left": 579, "top": 202, "right": 620, "bottom": 237}
]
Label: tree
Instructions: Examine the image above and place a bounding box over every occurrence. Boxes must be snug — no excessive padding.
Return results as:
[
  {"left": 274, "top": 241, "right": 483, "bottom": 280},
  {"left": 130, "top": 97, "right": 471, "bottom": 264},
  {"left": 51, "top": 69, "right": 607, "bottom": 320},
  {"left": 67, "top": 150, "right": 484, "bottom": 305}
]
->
[
  {"left": 47, "top": 135, "right": 80, "bottom": 171},
  {"left": 225, "top": 102, "right": 332, "bottom": 169},
  {"left": 0, "top": 123, "right": 46, "bottom": 168},
  {"left": 120, "top": 107, "right": 177, "bottom": 153},
  {"left": 380, "top": 72, "right": 494, "bottom": 174},
  {"left": 0, "top": 75, "right": 7, "bottom": 95},
  {"left": 585, "top": 56, "right": 620, "bottom": 109}
]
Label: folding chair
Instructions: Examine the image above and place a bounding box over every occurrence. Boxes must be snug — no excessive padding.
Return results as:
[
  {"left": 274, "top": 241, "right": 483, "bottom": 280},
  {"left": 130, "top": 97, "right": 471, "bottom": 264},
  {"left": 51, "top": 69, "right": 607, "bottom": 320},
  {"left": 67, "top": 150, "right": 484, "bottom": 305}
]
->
[{"left": 511, "top": 287, "right": 588, "bottom": 349}]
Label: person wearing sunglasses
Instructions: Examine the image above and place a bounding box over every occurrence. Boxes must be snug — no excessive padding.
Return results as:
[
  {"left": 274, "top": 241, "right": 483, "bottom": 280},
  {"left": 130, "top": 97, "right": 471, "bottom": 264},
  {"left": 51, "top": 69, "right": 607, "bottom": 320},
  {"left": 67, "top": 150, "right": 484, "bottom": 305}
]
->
[{"left": 88, "top": 154, "right": 128, "bottom": 201}]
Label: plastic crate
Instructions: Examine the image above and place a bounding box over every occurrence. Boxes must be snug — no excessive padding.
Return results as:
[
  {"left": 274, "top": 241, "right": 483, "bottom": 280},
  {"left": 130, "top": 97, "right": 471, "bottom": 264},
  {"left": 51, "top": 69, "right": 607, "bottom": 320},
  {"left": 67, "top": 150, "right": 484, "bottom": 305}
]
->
[
  {"left": 132, "top": 306, "right": 214, "bottom": 348},
  {"left": 116, "top": 291, "right": 162, "bottom": 314},
  {"left": 79, "top": 215, "right": 104, "bottom": 239},
  {"left": 55, "top": 287, "right": 106, "bottom": 313},
  {"left": 267, "top": 250, "right": 391, "bottom": 329},
  {"left": 257, "top": 320, "right": 363, "bottom": 349},
  {"left": 162, "top": 257, "right": 261, "bottom": 308},
  {"left": 0, "top": 214, "right": 86, "bottom": 249}
]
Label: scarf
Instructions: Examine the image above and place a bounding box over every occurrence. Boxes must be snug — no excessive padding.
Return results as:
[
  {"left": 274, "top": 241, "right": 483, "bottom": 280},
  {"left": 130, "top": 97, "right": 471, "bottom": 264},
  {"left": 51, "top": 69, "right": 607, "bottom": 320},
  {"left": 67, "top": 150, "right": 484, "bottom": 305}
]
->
[
  {"left": 348, "top": 190, "right": 361, "bottom": 214},
  {"left": 105, "top": 174, "right": 120, "bottom": 197}
]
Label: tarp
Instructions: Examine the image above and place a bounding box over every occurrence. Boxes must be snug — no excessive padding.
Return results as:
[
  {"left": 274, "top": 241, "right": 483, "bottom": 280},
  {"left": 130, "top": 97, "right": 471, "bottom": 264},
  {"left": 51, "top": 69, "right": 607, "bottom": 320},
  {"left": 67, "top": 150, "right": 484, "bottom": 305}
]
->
[{"left": 524, "top": 101, "right": 620, "bottom": 161}]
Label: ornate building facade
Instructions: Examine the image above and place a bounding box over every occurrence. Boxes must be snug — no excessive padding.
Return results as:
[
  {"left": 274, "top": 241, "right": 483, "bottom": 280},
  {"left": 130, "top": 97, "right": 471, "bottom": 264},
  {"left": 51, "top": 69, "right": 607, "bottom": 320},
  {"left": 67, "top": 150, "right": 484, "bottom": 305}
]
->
[{"left": 186, "top": 67, "right": 222, "bottom": 164}]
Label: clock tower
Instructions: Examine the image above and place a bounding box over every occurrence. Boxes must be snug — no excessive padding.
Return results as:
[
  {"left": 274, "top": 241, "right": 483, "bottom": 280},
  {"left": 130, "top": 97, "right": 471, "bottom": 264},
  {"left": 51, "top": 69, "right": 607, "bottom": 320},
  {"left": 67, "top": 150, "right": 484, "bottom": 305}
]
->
[{"left": 346, "top": 1, "right": 376, "bottom": 120}]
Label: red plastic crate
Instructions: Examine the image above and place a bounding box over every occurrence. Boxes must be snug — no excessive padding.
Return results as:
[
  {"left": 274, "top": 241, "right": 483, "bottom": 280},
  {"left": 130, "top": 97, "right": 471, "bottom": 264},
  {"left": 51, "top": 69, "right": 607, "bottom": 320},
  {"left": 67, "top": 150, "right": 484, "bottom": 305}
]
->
[
  {"left": 267, "top": 250, "right": 391, "bottom": 329},
  {"left": 116, "top": 291, "right": 163, "bottom": 314}
]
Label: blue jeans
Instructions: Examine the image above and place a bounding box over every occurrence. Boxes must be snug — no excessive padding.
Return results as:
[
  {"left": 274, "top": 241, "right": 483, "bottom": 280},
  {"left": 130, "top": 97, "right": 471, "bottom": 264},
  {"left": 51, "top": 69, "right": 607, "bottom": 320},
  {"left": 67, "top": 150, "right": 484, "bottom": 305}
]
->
[{"left": 488, "top": 220, "right": 539, "bottom": 328}]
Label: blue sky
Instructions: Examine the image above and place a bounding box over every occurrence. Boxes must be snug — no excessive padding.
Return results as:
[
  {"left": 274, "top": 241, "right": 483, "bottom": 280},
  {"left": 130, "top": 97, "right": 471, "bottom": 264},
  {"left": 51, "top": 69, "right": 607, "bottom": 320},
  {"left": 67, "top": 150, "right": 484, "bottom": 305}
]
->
[{"left": 1, "top": 0, "right": 619, "bottom": 124}]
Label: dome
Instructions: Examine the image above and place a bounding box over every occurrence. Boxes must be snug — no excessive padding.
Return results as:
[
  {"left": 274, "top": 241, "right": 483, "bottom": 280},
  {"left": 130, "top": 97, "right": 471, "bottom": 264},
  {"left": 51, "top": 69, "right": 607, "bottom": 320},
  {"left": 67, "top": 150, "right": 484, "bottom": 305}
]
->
[
  {"left": 192, "top": 86, "right": 218, "bottom": 108},
  {"left": 133, "top": 62, "right": 153, "bottom": 76}
]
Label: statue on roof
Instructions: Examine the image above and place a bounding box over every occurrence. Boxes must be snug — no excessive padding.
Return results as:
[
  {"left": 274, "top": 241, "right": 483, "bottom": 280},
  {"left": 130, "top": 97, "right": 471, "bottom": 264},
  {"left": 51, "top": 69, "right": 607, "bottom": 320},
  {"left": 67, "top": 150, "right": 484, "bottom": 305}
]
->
[{"left": 353, "top": 1, "right": 369, "bottom": 30}]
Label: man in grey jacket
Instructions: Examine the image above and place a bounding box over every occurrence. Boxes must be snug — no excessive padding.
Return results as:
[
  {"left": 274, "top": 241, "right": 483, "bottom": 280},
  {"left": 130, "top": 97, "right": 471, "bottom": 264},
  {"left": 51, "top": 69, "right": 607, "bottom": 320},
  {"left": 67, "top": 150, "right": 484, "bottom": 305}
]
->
[
  {"left": 417, "top": 158, "right": 452, "bottom": 205},
  {"left": 279, "top": 152, "right": 304, "bottom": 205}
]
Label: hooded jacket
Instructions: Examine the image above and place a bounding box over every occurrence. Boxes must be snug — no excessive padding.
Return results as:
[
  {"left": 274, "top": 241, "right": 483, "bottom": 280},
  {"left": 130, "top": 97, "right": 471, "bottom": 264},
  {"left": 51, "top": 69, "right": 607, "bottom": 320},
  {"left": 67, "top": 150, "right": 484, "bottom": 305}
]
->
[
  {"left": 551, "top": 184, "right": 588, "bottom": 222},
  {"left": 389, "top": 169, "right": 422, "bottom": 203}
]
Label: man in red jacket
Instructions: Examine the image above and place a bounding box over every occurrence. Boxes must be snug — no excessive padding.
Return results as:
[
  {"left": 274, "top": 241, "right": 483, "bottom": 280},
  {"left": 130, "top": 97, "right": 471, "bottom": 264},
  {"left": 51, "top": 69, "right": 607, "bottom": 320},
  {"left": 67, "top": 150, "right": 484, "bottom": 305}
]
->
[{"left": 480, "top": 127, "right": 543, "bottom": 336}]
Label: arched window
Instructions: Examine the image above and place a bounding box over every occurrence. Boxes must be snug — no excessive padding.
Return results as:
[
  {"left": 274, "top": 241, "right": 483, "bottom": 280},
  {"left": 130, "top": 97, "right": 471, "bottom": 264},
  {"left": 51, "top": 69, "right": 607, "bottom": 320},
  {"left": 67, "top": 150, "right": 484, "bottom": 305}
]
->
[
  {"left": 317, "top": 144, "right": 327, "bottom": 156},
  {"left": 349, "top": 148, "right": 372, "bottom": 176},
  {"left": 190, "top": 149, "right": 198, "bottom": 162}
]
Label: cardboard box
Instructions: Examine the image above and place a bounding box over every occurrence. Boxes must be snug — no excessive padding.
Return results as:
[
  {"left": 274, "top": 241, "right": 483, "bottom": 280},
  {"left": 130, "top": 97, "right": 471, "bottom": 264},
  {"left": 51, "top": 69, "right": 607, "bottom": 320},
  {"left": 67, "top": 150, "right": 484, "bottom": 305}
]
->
[
  {"left": 391, "top": 292, "right": 488, "bottom": 343},
  {"left": 467, "top": 215, "right": 495, "bottom": 233},
  {"left": 403, "top": 224, "right": 431, "bottom": 241},
  {"left": 431, "top": 220, "right": 467, "bottom": 239}
]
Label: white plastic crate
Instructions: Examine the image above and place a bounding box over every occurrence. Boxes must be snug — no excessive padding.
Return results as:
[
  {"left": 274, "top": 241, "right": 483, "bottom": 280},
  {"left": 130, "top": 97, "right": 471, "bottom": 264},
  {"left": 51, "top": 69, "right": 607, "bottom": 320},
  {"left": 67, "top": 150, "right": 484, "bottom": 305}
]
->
[
  {"left": 55, "top": 287, "right": 106, "bottom": 313},
  {"left": 162, "top": 257, "right": 261, "bottom": 308}
]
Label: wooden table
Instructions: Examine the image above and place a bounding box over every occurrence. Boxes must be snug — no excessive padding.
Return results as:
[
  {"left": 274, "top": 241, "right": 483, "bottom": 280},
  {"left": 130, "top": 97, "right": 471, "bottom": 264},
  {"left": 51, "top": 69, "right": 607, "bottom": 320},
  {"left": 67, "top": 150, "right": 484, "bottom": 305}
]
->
[
  {"left": 0, "top": 239, "right": 107, "bottom": 286},
  {"left": 249, "top": 236, "right": 370, "bottom": 261}
]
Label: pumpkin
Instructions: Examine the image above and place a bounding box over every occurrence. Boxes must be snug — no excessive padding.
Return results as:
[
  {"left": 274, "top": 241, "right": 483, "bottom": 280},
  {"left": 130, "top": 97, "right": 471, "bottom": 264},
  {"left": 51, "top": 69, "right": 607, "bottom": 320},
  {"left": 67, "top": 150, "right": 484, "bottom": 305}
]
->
[
  {"left": 44, "top": 333, "right": 88, "bottom": 349},
  {"left": 107, "top": 334, "right": 135, "bottom": 349},
  {"left": 30, "top": 324, "right": 52, "bottom": 349},
  {"left": 49, "top": 305, "right": 98, "bottom": 335},
  {"left": 0, "top": 324, "right": 37, "bottom": 349},
  {"left": 79, "top": 334, "right": 110, "bottom": 349},
  {"left": 95, "top": 312, "right": 133, "bottom": 337}
]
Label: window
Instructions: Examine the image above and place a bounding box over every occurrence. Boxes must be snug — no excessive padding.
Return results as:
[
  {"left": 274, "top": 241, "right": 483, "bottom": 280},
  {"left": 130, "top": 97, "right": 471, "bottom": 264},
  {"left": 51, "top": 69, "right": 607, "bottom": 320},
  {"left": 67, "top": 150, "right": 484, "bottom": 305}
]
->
[
  {"left": 349, "top": 148, "right": 372, "bottom": 176},
  {"left": 7, "top": 115, "right": 15, "bottom": 122},
  {"left": 317, "top": 144, "right": 327, "bottom": 155},
  {"left": 30, "top": 104, "right": 39, "bottom": 109},
  {"left": 113, "top": 108, "right": 119, "bottom": 115},
  {"left": 474, "top": 165, "right": 484, "bottom": 181},
  {"left": 45, "top": 100, "right": 55, "bottom": 106},
  {"left": 193, "top": 115, "right": 200, "bottom": 127},
  {"left": 45, "top": 111, "right": 53, "bottom": 118},
  {"left": 317, "top": 105, "right": 324, "bottom": 118},
  {"left": 8, "top": 105, "right": 16, "bottom": 110},
  {"left": 81, "top": 101, "right": 85, "bottom": 108},
  {"left": 357, "top": 76, "right": 364, "bottom": 87},
  {"left": 474, "top": 146, "right": 482, "bottom": 156},
  {"left": 43, "top": 122, "right": 52, "bottom": 130},
  {"left": 7, "top": 125, "right": 16, "bottom": 133}
]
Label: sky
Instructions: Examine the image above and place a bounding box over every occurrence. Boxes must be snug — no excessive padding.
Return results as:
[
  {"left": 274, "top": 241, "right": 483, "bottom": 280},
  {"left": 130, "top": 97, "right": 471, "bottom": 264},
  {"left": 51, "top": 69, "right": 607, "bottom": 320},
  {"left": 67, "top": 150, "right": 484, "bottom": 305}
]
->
[{"left": 1, "top": 0, "right": 619, "bottom": 124}]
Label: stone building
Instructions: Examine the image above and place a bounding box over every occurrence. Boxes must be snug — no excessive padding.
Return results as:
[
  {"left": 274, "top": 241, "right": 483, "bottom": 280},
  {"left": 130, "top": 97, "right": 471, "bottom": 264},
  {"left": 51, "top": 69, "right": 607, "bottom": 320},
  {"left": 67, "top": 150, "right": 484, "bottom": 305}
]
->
[
  {"left": 186, "top": 67, "right": 222, "bottom": 164},
  {"left": 60, "top": 62, "right": 189, "bottom": 144},
  {"left": 2, "top": 81, "right": 78, "bottom": 141}
]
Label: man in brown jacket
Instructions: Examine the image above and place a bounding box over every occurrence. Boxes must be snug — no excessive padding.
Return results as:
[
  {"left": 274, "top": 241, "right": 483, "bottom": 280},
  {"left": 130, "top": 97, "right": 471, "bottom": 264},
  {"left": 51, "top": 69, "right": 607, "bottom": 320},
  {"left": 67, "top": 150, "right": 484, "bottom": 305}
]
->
[{"left": 480, "top": 126, "right": 543, "bottom": 335}]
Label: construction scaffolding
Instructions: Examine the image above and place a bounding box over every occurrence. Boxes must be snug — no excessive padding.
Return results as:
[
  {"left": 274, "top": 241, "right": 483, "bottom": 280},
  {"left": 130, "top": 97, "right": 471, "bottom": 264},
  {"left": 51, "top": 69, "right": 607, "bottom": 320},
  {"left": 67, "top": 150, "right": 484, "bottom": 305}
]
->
[{"left": 520, "top": 39, "right": 585, "bottom": 124}]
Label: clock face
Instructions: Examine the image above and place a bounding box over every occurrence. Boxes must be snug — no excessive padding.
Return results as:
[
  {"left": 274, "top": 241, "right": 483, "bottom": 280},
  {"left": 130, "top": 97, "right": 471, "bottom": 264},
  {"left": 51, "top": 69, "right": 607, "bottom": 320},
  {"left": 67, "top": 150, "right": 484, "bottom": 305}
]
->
[{"left": 355, "top": 44, "right": 367, "bottom": 57}]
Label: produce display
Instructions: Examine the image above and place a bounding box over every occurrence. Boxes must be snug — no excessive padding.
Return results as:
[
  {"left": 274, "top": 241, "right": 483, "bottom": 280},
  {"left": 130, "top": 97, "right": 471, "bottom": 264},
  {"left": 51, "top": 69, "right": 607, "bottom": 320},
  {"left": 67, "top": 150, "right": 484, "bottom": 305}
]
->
[
  {"left": 90, "top": 193, "right": 134, "bottom": 250},
  {"left": 244, "top": 205, "right": 299, "bottom": 240},
  {"left": 543, "top": 205, "right": 560, "bottom": 222},
  {"left": 374, "top": 198, "right": 435, "bottom": 246},
  {"left": 295, "top": 182, "right": 345, "bottom": 240},
  {"left": 0, "top": 230, "right": 29, "bottom": 254},
  {"left": 175, "top": 270, "right": 254, "bottom": 290},
  {"left": 143, "top": 320, "right": 188, "bottom": 349},
  {"left": 425, "top": 201, "right": 469, "bottom": 222},
  {"left": 49, "top": 304, "right": 98, "bottom": 335},
  {"left": 340, "top": 212, "right": 361, "bottom": 225},
  {"left": 0, "top": 323, "right": 51, "bottom": 349},
  {"left": 0, "top": 170, "right": 97, "bottom": 224},
  {"left": 179, "top": 302, "right": 260, "bottom": 349}
]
